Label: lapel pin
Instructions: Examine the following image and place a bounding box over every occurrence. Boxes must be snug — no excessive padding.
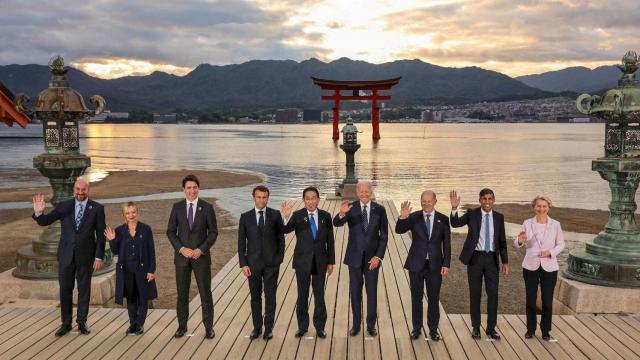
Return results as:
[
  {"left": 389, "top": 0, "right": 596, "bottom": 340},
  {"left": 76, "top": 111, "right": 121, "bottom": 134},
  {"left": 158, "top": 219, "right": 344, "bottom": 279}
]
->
[
  {"left": 198, "top": 207, "right": 202, "bottom": 211},
  {"left": 304, "top": 217, "right": 308, "bottom": 223}
]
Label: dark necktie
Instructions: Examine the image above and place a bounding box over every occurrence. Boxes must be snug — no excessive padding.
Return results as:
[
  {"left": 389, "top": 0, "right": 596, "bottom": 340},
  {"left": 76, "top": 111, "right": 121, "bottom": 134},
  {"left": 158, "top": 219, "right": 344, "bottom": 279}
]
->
[
  {"left": 362, "top": 205, "right": 369, "bottom": 232},
  {"left": 258, "top": 210, "right": 265, "bottom": 230},
  {"left": 484, "top": 213, "right": 491, "bottom": 251},
  {"left": 425, "top": 213, "right": 431, "bottom": 240},
  {"left": 310, "top": 213, "right": 317, "bottom": 240},
  {"left": 188, "top": 202, "right": 194, "bottom": 230}
]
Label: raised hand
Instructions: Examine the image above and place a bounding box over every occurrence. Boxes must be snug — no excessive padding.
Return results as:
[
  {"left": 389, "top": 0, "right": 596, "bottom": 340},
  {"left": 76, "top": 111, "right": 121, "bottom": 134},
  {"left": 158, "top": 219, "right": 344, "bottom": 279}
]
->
[
  {"left": 400, "top": 201, "right": 411, "bottom": 219},
  {"left": 104, "top": 227, "right": 116, "bottom": 241},
  {"left": 449, "top": 190, "right": 460, "bottom": 209},
  {"left": 517, "top": 231, "right": 527, "bottom": 245},
  {"left": 339, "top": 200, "right": 353, "bottom": 216},
  {"left": 280, "top": 200, "right": 293, "bottom": 220},
  {"left": 33, "top": 193, "right": 46, "bottom": 214}
]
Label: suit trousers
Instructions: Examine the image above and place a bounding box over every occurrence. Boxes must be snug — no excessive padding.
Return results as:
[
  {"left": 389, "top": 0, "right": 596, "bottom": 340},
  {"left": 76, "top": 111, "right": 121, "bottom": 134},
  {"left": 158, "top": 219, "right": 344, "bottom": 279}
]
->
[
  {"left": 349, "top": 254, "right": 380, "bottom": 330},
  {"left": 175, "top": 259, "right": 213, "bottom": 329},
  {"left": 523, "top": 266, "right": 558, "bottom": 334},
  {"left": 295, "top": 257, "right": 327, "bottom": 331},
  {"left": 58, "top": 254, "right": 92, "bottom": 325},
  {"left": 124, "top": 268, "right": 148, "bottom": 327},
  {"left": 468, "top": 251, "right": 499, "bottom": 330},
  {"left": 409, "top": 260, "right": 442, "bottom": 332},
  {"left": 248, "top": 265, "right": 279, "bottom": 330}
]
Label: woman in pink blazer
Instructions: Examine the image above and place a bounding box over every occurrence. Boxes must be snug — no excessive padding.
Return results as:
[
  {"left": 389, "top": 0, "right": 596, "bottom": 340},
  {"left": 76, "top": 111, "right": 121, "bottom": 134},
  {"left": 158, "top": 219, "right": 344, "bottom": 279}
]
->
[{"left": 515, "top": 195, "right": 565, "bottom": 341}]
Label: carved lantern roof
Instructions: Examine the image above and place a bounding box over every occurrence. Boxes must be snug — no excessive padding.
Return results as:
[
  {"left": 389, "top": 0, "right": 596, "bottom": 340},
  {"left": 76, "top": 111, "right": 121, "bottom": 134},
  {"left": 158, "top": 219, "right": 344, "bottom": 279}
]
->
[{"left": 34, "top": 55, "right": 90, "bottom": 113}]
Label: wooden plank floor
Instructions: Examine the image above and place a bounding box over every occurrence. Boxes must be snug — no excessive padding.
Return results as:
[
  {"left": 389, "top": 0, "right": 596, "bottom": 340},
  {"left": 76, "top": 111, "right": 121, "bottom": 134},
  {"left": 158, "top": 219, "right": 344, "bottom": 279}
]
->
[{"left": 1, "top": 199, "right": 639, "bottom": 359}]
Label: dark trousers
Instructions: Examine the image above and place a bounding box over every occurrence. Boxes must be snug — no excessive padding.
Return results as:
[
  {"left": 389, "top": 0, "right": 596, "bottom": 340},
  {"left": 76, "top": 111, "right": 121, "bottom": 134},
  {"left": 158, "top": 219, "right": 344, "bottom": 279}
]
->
[
  {"left": 468, "top": 251, "right": 499, "bottom": 330},
  {"left": 295, "top": 258, "right": 327, "bottom": 331},
  {"left": 58, "top": 255, "right": 92, "bottom": 325},
  {"left": 523, "top": 266, "right": 558, "bottom": 334},
  {"left": 248, "top": 265, "right": 279, "bottom": 330},
  {"left": 124, "top": 269, "right": 148, "bottom": 327},
  {"left": 176, "top": 260, "right": 213, "bottom": 329},
  {"left": 409, "top": 260, "right": 442, "bottom": 332},
  {"left": 349, "top": 254, "right": 380, "bottom": 330}
]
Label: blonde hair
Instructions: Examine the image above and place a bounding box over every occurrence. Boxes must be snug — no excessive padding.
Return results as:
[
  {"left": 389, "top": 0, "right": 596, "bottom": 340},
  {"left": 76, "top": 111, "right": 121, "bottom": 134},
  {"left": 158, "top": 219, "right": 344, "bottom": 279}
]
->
[
  {"left": 531, "top": 195, "right": 552, "bottom": 208},
  {"left": 121, "top": 201, "right": 139, "bottom": 215}
]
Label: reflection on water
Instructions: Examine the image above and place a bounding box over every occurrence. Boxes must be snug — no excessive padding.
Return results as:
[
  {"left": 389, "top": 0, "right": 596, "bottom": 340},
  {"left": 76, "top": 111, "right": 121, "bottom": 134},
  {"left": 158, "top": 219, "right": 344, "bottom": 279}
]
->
[{"left": 0, "top": 123, "right": 610, "bottom": 211}]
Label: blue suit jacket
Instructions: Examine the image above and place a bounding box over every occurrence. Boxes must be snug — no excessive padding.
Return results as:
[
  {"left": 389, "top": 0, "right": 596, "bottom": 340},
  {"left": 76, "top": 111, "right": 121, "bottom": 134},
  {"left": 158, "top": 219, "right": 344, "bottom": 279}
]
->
[
  {"left": 395, "top": 210, "right": 451, "bottom": 273},
  {"left": 283, "top": 208, "right": 335, "bottom": 273},
  {"left": 333, "top": 201, "right": 388, "bottom": 268},
  {"left": 450, "top": 207, "right": 508, "bottom": 270},
  {"left": 33, "top": 198, "right": 106, "bottom": 267}
]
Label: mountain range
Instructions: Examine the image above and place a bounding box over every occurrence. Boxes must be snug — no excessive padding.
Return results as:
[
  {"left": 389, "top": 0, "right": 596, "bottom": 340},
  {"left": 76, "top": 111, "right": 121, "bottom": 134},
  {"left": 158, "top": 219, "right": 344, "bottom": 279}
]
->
[
  {"left": 516, "top": 65, "right": 628, "bottom": 93},
  {"left": 0, "top": 58, "right": 624, "bottom": 112}
]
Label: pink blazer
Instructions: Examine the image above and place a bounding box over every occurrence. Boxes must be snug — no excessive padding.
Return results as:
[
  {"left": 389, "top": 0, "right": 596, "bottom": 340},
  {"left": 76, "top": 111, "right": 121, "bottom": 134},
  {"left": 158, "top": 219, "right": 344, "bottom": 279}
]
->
[{"left": 514, "top": 216, "right": 565, "bottom": 272}]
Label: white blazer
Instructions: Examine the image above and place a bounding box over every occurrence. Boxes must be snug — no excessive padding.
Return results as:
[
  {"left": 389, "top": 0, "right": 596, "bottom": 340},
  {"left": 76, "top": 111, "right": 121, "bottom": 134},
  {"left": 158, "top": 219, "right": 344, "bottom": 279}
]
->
[{"left": 514, "top": 216, "right": 565, "bottom": 272}]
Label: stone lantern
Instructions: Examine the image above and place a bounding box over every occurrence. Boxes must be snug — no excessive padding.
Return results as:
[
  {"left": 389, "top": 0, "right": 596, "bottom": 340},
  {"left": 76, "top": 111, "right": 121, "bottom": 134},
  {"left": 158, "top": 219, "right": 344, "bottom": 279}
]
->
[
  {"left": 567, "top": 51, "right": 640, "bottom": 287},
  {"left": 13, "top": 55, "right": 113, "bottom": 279},
  {"left": 335, "top": 116, "right": 361, "bottom": 199}
]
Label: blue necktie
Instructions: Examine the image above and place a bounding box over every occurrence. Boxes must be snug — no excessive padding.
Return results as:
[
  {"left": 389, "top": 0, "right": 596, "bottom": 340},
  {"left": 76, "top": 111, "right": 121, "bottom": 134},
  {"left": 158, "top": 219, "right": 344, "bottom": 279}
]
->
[
  {"left": 310, "top": 213, "right": 317, "bottom": 240},
  {"left": 362, "top": 205, "right": 369, "bottom": 232},
  {"left": 75, "top": 203, "right": 84, "bottom": 231},
  {"left": 188, "top": 203, "right": 194, "bottom": 230},
  {"left": 484, "top": 213, "right": 491, "bottom": 251}
]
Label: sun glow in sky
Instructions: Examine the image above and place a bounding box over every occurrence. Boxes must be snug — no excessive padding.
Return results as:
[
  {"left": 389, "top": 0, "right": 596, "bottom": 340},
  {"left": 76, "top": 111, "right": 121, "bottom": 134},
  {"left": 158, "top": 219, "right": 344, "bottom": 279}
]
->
[{"left": 1, "top": 0, "right": 638, "bottom": 79}]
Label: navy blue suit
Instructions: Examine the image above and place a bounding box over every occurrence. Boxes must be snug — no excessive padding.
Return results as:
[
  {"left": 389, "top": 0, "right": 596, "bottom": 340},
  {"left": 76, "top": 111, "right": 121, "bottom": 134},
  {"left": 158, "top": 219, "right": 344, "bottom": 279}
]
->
[
  {"left": 33, "top": 198, "right": 106, "bottom": 326},
  {"left": 284, "top": 208, "right": 335, "bottom": 331},
  {"left": 333, "top": 201, "right": 388, "bottom": 330},
  {"left": 451, "top": 207, "right": 508, "bottom": 331},
  {"left": 395, "top": 210, "right": 451, "bottom": 332},
  {"left": 109, "top": 222, "right": 158, "bottom": 328},
  {"left": 238, "top": 207, "right": 285, "bottom": 330}
]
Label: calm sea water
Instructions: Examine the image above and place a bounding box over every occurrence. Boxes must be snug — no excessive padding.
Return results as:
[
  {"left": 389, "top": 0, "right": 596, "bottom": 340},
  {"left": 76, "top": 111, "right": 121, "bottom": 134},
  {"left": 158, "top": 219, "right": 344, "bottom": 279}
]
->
[{"left": 0, "top": 123, "right": 608, "bottom": 212}]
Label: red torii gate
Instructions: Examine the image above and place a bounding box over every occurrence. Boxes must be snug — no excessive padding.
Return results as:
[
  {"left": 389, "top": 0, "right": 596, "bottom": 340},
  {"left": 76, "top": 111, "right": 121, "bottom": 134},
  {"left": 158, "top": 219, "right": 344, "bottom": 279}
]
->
[
  {"left": 311, "top": 76, "right": 401, "bottom": 140},
  {"left": 0, "top": 81, "right": 30, "bottom": 128}
]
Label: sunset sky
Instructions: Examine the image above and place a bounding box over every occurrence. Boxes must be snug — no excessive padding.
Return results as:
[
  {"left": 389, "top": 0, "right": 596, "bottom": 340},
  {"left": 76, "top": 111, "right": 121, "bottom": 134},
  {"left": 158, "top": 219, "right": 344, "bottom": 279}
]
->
[{"left": 1, "top": 0, "right": 638, "bottom": 79}]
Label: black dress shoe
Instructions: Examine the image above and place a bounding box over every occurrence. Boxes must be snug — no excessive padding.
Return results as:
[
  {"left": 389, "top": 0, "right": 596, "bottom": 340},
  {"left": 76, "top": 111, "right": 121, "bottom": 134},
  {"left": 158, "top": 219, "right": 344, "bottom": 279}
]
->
[
  {"left": 486, "top": 329, "right": 500, "bottom": 340},
  {"left": 410, "top": 329, "right": 421, "bottom": 340},
  {"left": 174, "top": 327, "right": 187, "bottom": 338},
  {"left": 263, "top": 328, "right": 273, "bottom": 340},
  {"left": 429, "top": 330, "right": 441, "bottom": 341},
  {"left": 349, "top": 327, "right": 360, "bottom": 336},
  {"left": 295, "top": 329, "right": 307, "bottom": 338},
  {"left": 542, "top": 333, "right": 553, "bottom": 341},
  {"left": 525, "top": 331, "right": 534, "bottom": 339},
  {"left": 205, "top": 328, "right": 215, "bottom": 339},
  {"left": 250, "top": 328, "right": 262, "bottom": 339},
  {"left": 77, "top": 322, "right": 91, "bottom": 335},
  {"left": 55, "top": 324, "right": 72, "bottom": 337},
  {"left": 126, "top": 324, "right": 136, "bottom": 335},
  {"left": 471, "top": 327, "right": 481, "bottom": 339},
  {"left": 317, "top": 330, "right": 327, "bottom": 339},
  {"left": 367, "top": 327, "right": 377, "bottom": 336},
  {"left": 135, "top": 325, "right": 144, "bottom": 335}
]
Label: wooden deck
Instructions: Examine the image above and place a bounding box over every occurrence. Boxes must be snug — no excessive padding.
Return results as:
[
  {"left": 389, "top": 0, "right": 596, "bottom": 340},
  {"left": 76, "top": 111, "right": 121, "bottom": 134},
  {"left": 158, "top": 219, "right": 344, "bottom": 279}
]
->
[{"left": 1, "top": 199, "right": 640, "bottom": 359}]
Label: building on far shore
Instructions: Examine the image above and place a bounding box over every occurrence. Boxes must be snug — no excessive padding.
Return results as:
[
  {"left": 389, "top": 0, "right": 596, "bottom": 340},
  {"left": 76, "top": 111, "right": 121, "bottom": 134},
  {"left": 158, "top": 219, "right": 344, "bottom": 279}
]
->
[
  {"left": 153, "top": 113, "right": 177, "bottom": 124},
  {"left": 302, "top": 109, "right": 322, "bottom": 123},
  {"left": 421, "top": 110, "right": 445, "bottom": 122},
  {"left": 275, "top": 108, "right": 299, "bottom": 123}
]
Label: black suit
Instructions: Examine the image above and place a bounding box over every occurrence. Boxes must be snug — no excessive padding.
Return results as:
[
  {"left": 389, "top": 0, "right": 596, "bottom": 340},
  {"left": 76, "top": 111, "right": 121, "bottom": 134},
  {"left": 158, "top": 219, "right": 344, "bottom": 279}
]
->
[
  {"left": 395, "top": 210, "right": 451, "bottom": 332},
  {"left": 167, "top": 198, "right": 218, "bottom": 330},
  {"left": 450, "top": 207, "right": 508, "bottom": 331},
  {"left": 33, "top": 198, "right": 106, "bottom": 326},
  {"left": 238, "top": 207, "right": 285, "bottom": 331},
  {"left": 333, "top": 201, "right": 388, "bottom": 330},
  {"left": 283, "top": 208, "right": 335, "bottom": 332}
]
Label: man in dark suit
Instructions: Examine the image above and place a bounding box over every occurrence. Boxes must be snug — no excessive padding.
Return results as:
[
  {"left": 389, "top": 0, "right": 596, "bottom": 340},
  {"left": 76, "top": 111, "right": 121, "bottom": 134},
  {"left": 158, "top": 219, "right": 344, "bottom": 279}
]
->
[
  {"left": 167, "top": 174, "right": 218, "bottom": 339},
  {"left": 450, "top": 188, "right": 508, "bottom": 340},
  {"left": 395, "top": 190, "right": 450, "bottom": 341},
  {"left": 333, "top": 181, "right": 388, "bottom": 337},
  {"left": 281, "top": 186, "right": 335, "bottom": 339},
  {"left": 32, "top": 177, "right": 106, "bottom": 336},
  {"left": 238, "top": 185, "right": 285, "bottom": 341}
]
